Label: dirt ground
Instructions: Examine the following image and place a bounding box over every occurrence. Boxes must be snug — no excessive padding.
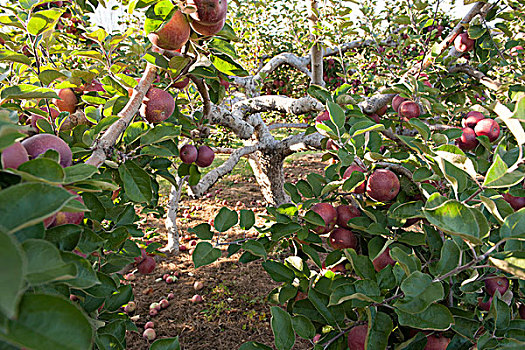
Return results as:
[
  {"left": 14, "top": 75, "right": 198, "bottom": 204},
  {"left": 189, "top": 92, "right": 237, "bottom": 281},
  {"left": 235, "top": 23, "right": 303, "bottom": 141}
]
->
[{"left": 125, "top": 153, "right": 328, "bottom": 350}]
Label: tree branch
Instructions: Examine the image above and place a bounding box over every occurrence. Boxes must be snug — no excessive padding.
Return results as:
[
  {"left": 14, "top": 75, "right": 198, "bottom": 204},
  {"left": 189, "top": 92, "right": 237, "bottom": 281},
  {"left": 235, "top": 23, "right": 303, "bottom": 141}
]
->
[
  {"left": 188, "top": 145, "right": 261, "bottom": 198},
  {"left": 448, "top": 63, "right": 502, "bottom": 91},
  {"left": 162, "top": 176, "right": 187, "bottom": 254},
  {"left": 86, "top": 63, "right": 157, "bottom": 167}
]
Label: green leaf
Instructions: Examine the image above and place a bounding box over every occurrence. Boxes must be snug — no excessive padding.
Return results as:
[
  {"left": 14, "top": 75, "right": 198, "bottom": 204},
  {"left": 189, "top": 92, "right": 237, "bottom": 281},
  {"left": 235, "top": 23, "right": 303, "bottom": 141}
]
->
[
  {"left": 118, "top": 160, "right": 153, "bottom": 203},
  {"left": 1, "top": 85, "right": 58, "bottom": 100},
  {"left": 21, "top": 239, "right": 77, "bottom": 286},
  {"left": 327, "top": 101, "right": 346, "bottom": 130},
  {"left": 396, "top": 304, "right": 454, "bottom": 330},
  {"left": 270, "top": 306, "right": 295, "bottom": 350},
  {"left": 344, "top": 248, "right": 376, "bottom": 280},
  {"left": 60, "top": 252, "right": 100, "bottom": 289},
  {"left": 239, "top": 342, "right": 272, "bottom": 350},
  {"left": 27, "top": 8, "right": 64, "bottom": 35},
  {"left": 307, "top": 85, "right": 332, "bottom": 104},
  {"left": 500, "top": 208, "right": 525, "bottom": 239},
  {"left": 434, "top": 240, "right": 460, "bottom": 276},
  {"left": 239, "top": 209, "right": 255, "bottom": 230},
  {"left": 0, "top": 183, "right": 74, "bottom": 234},
  {"left": 38, "top": 70, "right": 67, "bottom": 86},
  {"left": 468, "top": 25, "right": 486, "bottom": 39},
  {"left": 44, "top": 225, "right": 82, "bottom": 251},
  {"left": 192, "top": 242, "right": 221, "bottom": 268},
  {"left": 308, "top": 288, "right": 337, "bottom": 326},
  {"left": 483, "top": 155, "right": 525, "bottom": 188},
  {"left": 262, "top": 260, "right": 295, "bottom": 283},
  {"left": 3, "top": 293, "right": 93, "bottom": 350},
  {"left": 214, "top": 207, "right": 238, "bottom": 232},
  {"left": 291, "top": 315, "right": 315, "bottom": 339},
  {"left": 105, "top": 285, "right": 133, "bottom": 312},
  {"left": 150, "top": 337, "right": 181, "bottom": 350},
  {"left": 16, "top": 158, "right": 65, "bottom": 183},
  {"left": 242, "top": 240, "right": 267, "bottom": 259},
  {"left": 366, "top": 310, "right": 393, "bottom": 350},
  {"left": 140, "top": 124, "right": 180, "bottom": 145},
  {"left": 423, "top": 199, "right": 485, "bottom": 244},
  {"left": 0, "top": 49, "right": 31, "bottom": 66},
  {"left": 0, "top": 231, "right": 25, "bottom": 318},
  {"left": 64, "top": 164, "right": 98, "bottom": 183},
  {"left": 188, "top": 223, "right": 214, "bottom": 240},
  {"left": 394, "top": 272, "right": 444, "bottom": 314}
]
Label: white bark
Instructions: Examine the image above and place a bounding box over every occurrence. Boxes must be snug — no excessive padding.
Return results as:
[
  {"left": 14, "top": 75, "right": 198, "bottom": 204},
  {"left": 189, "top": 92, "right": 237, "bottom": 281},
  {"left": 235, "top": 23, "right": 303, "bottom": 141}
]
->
[
  {"left": 162, "top": 176, "right": 187, "bottom": 254},
  {"left": 448, "top": 64, "right": 502, "bottom": 91}
]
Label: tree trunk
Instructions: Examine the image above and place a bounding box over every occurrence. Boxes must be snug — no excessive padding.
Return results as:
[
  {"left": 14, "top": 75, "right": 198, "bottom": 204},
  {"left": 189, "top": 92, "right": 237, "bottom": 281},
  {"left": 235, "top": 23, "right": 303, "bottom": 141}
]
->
[
  {"left": 308, "top": 0, "right": 324, "bottom": 87},
  {"left": 161, "top": 176, "right": 186, "bottom": 254},
  {"left": 248, "top": 149, "right": 290, "bottom": 206}
]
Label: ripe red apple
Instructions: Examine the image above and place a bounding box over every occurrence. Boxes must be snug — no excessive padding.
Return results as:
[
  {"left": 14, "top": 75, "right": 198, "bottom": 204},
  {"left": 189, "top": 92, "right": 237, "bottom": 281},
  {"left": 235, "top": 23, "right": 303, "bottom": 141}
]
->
[
  {"left": 168, "top": 293, "right": 175, "bottom": 300},
  {"left": 484, "top": 276, "right": 509, "bottom": 296},
  {"left": 311, "top": 202, "right": 337, "bottom": 234},
  {"left": 141, "top": 88, "right": 175, "bottom": 123},
  {"left": 377, "top": 105, "right": 388, "bottom": 116},
  {"left": 173, "top": 76, "right": 190, "bottom": 89},
  {"left": 143, "top": 328, "right": 156, "bottom": 341},
  {"left": 478, "top": 296, "right": 492, "bottom": 311},
  {"left": 336, "top": 204, "right": 360, "bottom": 229},
  {"left": 398, "top": 101, "right": 420, "bottom": 120},
  {"left": 180, "top": 144, "right": 198, "bottom": 164},
  {"left": 191, "top": 294, "right": 203, "bottom": 303},
  {"left": 392, "top": 95, "right": 407, "bottom": 113},
  {"left": 366, "top": 169, "right": 400, "bottom": 202},
  {"left": 149, "top": 308, "right": 158, "bottom": 316},
  {"left": 150, "top": 302, "right": 161, "bottom": 311},
  {"left": 166, "top": 276, "right": 175, "bottom": 284},
  {"left": 53, "top": 88, "right": 77, "bottom": 114},
  {"left": 219, "top": 77, "right": 230, "bottom": 88},
  {"left": 149, "top": 11, "right": 190, "bottom": 50},
  {"left": 193, "top": 281, "right": 204, "bottom": 291},
  {"left": 462, "top": 111, "right": 485, "bottom": 128},
  {"left": 347, "top": 324, "right": 368, "bottom": 350},
  {"left": 195, "top": 145, "right": 215, "bottom": 167},
  {"left": 329, "top": 228, "right": 357, "bottom": 250},
  {"left": 187, "top": 0, "right": 228, "bottom": 25},
  {"left": 159, "top": 299, "right": 169, "bottom": 309},
  {"left": 456, "top": 127, "right": 478, "bottom": 151},
  {"left": 21, "top": 133, "right": 73, "bottom": 167},
  {"left": 502, "top": 193, "right": 525, "bottom": 211},
  {"left": 124, "top": 301, "right": 136, "bottom": 313},
  {"left": 474, "top": 119, "right": 500, "bottom": 142},
  {"left": 144, "top": 321, "right": 154, "bottom": 329},
  {"left": 191, "top": 17, "right": 226, "bottom": 36},
  {"left": 138, "top": 256, "right": 156, "bottom": 274},
  {"left": 372, "top": 248, "right": 395, "bottom": 272},
  {"left": 316, "top": 110, "right": 330, "bottom": 123},
  {"left": 343, "top": 164, "right": 366, "bottom": 194},
  {"left": 51, "top": 190, "right": 84, "bottom": 226},
  {"left": 424, "top": 335, "right": 450, "bottom": 350},
  {"left": 1, "top": 142, "right": 29, "bottom": 169},
  {"left": 510, "top": 46, "right": 524, "bottom": 57},
  {"left": 367, "top": 113, "right": 380, "bottom": 123},
  {"left": 454, "top": 32, "right": 475, "bottom": 53}
]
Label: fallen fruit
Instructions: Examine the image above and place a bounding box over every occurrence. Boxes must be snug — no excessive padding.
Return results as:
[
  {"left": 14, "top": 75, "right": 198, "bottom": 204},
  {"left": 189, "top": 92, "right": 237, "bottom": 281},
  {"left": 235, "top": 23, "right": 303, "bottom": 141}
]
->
[
  {"left": 159, "top": 299, "right": 169, "bottom": 309},
  {"left": 144, "top": 321, "right": 154, "bottom": 330},
  {"left": 194, "top": 281, "right": 204, "bottom": 291},
  {"left": 191, "top": 294, "right": 203, "bottom": 303},
  {"left": 143, "top": 328, "right": 156, "bottom": 341}
]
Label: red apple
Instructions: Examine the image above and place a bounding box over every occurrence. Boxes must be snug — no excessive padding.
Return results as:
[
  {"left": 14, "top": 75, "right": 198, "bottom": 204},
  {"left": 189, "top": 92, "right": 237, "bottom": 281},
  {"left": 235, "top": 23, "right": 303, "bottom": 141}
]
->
[
  {"left": 347, "top": 324, "right": 368, "bottom": 350},
  {"left": 311, "top": 203, "right": 337, "bottom": 234},
  {"left": 148, "top": 11, "right": 190, "bottom": 50},
  {"left": 173, "top": 76, "right": 190, "bottom": 89},
  {"left": 392, "top": 95, "right": 407, "bottom": 113},
  {"left": 336, "top": 204, "right": 360, "bottom": 229},
  {"left": 424, "top": 335, "right": 450, "bottom": 350},
  {"left": 474, "top": 119, "right": 500, "bottom": 142},
  {"left": 21, "top": 133, "right": 73, "bottom": 168},
  {"left": 484, "top": 276, "right": 509, "bottom": 296},
  {"left": 1, "top": 142, "right": 29, "bottom": 169},
  {"left": 454, "top": 32, "right": 475, "bottom": 53},
  {"left": 366, "top": 169, "right": 400, "bottom": 202},
  {"left": 372, "top": 248, "right": 395, "bottom": 272},
  {"left": 502, "top": 193, "right": 525, "bottom": 211},
  {"left": 398, "top": 101, "right": 420, "bottom": 120},
  {"left": 329, "top": 228, "right": 357, "bottom": 250},
  {"left": 456, "top": 127, "right": 478, "bottom": 151},
  {"left": 462, "top": 111, "right": 485, "bottom": 128},
  {"left": 343, "top": 164, "right": 366, "bottom": 194},
  {"left": 195, "top": 145, "right": 215, "bottom": 167},
  {"left": 187, "top": 0, "right": 228, "bottom": 25},
  {"left": 191, "top": 294, "right": 203, "bottom": 303},
  {"left": 138, "top": 256, "right": 156, "bottom": 274},
  {"left": 510, "top": 46, "right": 524, "bottom": 57},
  {"left": 180, "top": 144, "right": 198, "bottom": 164},
  {"left": 143, "top": 328, "right": 156, "bottom": 341},
  {"left": 144, "top": 321, "right": 154, "bottom": 329}
]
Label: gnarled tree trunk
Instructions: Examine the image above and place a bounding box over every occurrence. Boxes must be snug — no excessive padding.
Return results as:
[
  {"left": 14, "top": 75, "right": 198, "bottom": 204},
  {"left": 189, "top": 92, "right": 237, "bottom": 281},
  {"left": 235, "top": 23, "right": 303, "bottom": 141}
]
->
[{"left": 248, "top": 149, "right": 290, "bottom": 206}]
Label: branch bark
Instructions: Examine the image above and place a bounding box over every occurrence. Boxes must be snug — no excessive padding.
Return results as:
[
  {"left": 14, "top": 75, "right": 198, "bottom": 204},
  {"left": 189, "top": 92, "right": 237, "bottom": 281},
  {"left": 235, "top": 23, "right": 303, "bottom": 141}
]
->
[
  {"left": 162, "top": 176, "right": 187, "bottom": 254},
  {"left": 448, "top": 63, "right": 502, "bottom": 91},
  {"left": 308, "top": 0, "right": 324, "bottom": 87},
  {"left": 86, "top": 63, "right": 157, "bottom": 167}
]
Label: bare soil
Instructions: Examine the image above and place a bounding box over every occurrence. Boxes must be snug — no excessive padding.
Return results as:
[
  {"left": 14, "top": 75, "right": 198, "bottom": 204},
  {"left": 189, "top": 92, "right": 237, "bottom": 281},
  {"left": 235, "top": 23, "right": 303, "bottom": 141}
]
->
[{"left": 125, "top": 153, "right": 328, "bottom": 350}]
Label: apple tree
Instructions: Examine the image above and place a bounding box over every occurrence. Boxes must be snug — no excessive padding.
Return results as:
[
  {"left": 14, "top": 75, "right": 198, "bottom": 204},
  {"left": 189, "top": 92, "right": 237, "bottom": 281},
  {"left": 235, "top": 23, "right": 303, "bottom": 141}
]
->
[{"left": 188, "top": 0, "right": 525, "bottom": 349}]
